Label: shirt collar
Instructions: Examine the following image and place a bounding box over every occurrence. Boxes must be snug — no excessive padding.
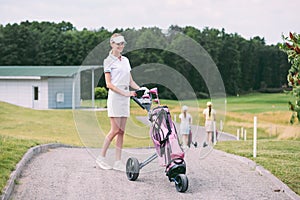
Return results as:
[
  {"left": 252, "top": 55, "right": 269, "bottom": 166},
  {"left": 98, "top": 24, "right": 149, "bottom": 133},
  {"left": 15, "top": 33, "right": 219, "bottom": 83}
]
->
[{"left": 109, "top": 53, "right": 122, "bottom": 61}]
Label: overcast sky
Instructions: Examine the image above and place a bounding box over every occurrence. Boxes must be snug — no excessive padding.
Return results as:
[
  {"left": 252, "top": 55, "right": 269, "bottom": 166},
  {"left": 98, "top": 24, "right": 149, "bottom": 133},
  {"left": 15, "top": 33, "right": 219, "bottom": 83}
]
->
[{"left": 0, "top": 0, "right": 299, "bottom": 45}]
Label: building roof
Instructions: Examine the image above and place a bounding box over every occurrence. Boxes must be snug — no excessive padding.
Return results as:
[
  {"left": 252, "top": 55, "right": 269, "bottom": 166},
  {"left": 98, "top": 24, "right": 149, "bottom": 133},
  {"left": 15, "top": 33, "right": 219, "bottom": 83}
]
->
[{"left": 0, "top": 66, "right": 102, "bottom": 78}]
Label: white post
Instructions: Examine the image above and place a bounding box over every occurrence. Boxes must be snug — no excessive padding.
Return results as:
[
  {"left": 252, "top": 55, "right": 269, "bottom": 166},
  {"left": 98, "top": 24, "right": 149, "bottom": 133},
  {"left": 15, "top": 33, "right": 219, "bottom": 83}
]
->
[
  {"left": 220, "top": 120, "right": 223, "bottom": 132},
  {"left": 174, "top": 114, "right": 177, "bottom": 122},
  {"left": 236, "top": 129, "right": 240, "bottom": 140},
  {"left": 241, "top": 127, "right": 244, "bottom": 139},
  {"left": 72, "top": 75, "right": 76, "bottom": 109},
  {"left": 244, "top": 129, "right": 247, "bottom": 141},
  {"left": 253, "top": 116, "right": 257, "bottom": 158},
  {"left": 91, "top": 67, "right": 95, "bottom": 108},
  {"left": 213, "top": 121, "right": 217, "bottom": 145}
]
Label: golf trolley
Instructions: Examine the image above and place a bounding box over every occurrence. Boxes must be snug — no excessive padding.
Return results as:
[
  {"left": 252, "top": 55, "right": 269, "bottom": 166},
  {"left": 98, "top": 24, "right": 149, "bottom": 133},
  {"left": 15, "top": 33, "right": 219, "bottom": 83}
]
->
[{"left": 125, "top": 87, "right": 188, "bottom": 193}]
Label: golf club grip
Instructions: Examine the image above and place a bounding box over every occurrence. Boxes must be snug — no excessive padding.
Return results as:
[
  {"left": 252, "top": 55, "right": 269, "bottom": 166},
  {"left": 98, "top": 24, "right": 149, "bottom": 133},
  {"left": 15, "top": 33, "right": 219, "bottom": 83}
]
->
[{"left": 131, "top": 96, "right": 145, "bottom": 109}]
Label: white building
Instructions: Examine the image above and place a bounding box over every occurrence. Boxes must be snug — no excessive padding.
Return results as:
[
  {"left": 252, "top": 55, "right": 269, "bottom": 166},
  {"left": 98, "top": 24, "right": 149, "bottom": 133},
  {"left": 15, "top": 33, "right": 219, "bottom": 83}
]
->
[{"left": 0, "top": 66, "right": 101, "bottom": 109}]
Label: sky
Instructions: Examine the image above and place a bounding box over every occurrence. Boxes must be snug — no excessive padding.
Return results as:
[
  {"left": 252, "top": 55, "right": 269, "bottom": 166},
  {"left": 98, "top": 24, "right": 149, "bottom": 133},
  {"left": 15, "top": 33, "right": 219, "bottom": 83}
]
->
[{"left": 0, "top": 0, "right": 299, "bottom": 45}]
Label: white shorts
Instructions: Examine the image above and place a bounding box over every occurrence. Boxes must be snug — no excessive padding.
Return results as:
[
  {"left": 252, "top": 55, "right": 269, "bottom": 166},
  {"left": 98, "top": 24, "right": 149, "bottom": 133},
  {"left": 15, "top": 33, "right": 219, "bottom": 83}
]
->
[
  {"left": 180, "top": 125, "right": 190, "bottom": 135},
  {"left": 205, "top": 120, "right": 214, "bottom": 132}
]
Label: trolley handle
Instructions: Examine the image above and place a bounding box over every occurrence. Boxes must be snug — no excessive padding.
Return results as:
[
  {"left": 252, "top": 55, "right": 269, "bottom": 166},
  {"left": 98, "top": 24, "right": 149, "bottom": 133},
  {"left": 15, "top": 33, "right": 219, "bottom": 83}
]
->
[{"left": 131, "top": 96, "right": 146, "bottom": 110}]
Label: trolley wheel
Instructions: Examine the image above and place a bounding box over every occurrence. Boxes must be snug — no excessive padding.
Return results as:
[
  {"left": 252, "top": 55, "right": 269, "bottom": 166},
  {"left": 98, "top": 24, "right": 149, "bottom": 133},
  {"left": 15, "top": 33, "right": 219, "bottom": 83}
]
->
[
  {"left": 194, "top": 141, "right": 198, "bottom": 148},
  {"left": 174, "top": 174, "right": 188, "bottom": 192},
  {"left": 126, "top": 157, "right": 140, "bottom": 181}
]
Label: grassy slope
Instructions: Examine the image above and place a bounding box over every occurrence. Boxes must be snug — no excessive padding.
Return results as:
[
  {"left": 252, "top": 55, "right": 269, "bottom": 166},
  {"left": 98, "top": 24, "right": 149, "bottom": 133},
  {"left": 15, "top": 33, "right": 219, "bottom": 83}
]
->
[
  {"left": 213, "top": 93, "right": 300, "bottom": 194},
  {"left": 215, "top": 140, "right": 300, "bottom": 195},
  {"left": 220, "top": 93, "right": 299, "bottom": 139},
  {"left": 0, "top": 136, "right": 39, "bottom": 192},
  {"left": 0, "top": 102, "right": 81, "bottom": 146}
]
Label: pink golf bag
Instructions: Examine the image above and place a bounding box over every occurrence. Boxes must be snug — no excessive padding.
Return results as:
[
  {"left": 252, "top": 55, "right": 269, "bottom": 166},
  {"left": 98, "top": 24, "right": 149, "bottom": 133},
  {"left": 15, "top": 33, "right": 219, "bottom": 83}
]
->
[{"left": 127, "top": 87, "right": 188, "bottom": 192}]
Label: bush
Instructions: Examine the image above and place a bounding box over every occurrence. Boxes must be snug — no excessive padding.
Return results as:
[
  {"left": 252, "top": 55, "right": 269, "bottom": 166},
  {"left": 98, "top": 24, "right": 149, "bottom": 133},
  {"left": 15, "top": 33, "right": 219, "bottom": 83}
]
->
[
  {"left": 280, "top": 32, "right": 300, "bottom": 124},
  {"left": 95, "top": 87, "right": 108, "bottom": 99},
  {"left": 258, "top": 88, "right": 283, "bottom": 93}
]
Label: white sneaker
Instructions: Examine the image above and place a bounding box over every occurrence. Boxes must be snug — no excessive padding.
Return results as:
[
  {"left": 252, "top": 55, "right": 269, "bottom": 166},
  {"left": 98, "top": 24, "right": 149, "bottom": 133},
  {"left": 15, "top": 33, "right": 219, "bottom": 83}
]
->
[
  {"left": 113, "top": 160, "right": 126, "bottom": 172},
  {"left": 96, "top": 156, "right": 112, "bottom": 170}
]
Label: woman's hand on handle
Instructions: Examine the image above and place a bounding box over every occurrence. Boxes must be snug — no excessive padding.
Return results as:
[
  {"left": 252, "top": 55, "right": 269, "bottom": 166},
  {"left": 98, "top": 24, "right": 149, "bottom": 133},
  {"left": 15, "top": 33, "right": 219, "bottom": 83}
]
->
[
  {"left": 126, "top": 91, "right": 137, "bottom": 97},
  {"left": 139, "top": 87, "right": 149, "bottom": 96}
]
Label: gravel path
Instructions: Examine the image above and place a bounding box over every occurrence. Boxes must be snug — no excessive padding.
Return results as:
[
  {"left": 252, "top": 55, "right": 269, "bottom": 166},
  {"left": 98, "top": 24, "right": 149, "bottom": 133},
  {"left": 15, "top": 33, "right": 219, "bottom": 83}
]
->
[{"left": 10, "top": 147, "right": 294, "bottom": 200}]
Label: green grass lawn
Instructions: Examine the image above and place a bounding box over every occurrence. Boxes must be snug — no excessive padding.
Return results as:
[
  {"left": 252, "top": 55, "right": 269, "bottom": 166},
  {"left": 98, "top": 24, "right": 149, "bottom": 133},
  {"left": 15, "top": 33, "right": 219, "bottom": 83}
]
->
[
  {"left": 215, "top": 140, "right": 300, "bottom": 195},
  {"left": 0, "top": 102, "right": 81, "bottom": 146},
  {"left": 0, "top": 92, "right": 299, "bottom": 195},
  {"left": 225, "top": 92, "right": 296, "bottom": 113},
  {"left": 0, "top": 135, "right": 39, "bottom": 192}
]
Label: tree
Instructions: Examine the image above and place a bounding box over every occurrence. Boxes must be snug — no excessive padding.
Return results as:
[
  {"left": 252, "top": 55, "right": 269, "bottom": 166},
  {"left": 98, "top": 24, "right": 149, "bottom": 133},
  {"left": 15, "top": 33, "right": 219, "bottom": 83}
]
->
[
  {"left": 280, "top": 32, "right": 300, "bottom": 124},
  {"left": 217, "top": 33, "right": 241, "bottom": 95},
  {"left": 238, "top": 38, "right": 259, "bottom": 92}
]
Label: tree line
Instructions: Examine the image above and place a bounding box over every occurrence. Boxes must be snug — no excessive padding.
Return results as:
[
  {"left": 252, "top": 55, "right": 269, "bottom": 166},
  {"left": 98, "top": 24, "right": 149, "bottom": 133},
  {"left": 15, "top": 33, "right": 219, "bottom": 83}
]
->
[{"left": 0, "top": 21, "right": 290, "bottom": 98}]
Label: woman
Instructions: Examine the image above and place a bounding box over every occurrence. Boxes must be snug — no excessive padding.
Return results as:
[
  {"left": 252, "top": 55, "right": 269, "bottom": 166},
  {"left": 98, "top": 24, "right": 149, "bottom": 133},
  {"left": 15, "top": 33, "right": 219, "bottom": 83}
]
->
[
  {"left": 202, "top": 101, "right": 216, "bottom": 147},
  {"left": 179, "top": 105, "right": 192, "bottom": 149},
  {"left": 96, "top": 33, "right": 140, "bottom": 171}
]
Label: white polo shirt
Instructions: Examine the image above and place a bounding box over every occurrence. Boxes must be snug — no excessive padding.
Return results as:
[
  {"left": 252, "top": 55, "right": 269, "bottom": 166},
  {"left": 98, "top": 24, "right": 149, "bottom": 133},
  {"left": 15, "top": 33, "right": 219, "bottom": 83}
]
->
[{"left": 103, "top": 54, "right": 131, "bottom": 87}]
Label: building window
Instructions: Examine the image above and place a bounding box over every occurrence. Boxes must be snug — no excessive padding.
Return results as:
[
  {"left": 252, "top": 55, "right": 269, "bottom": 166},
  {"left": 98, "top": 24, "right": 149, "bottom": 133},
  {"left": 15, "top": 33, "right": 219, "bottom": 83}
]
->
[{"left": 34, "top": 87, "right": 39, "bottom": 100}]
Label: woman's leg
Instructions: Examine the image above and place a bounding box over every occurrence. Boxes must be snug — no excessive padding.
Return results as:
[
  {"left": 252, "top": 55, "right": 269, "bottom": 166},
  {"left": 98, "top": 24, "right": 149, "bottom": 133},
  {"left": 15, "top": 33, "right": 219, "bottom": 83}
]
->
[
  {"left": 115, "top": 117, "right": 127, "bottom": 161},
  {"left": 101, "top": 117, "right": 124, "bottom": 157},
  {"left": 207, "top": 131, "right": 212, "bottom": 144},
  {"left": 182, "top": 134, "right": 188, "bottom": 147}
]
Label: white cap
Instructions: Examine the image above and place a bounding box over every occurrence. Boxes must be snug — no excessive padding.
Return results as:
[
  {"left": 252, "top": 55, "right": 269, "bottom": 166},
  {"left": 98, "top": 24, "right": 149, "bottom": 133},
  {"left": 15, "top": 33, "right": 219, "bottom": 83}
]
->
[
  {"left": 110, "top": 35, "right": 126, "bottom": 44},
  {"left": 182, "top": 105, "right": 188, "bottom": 111},
  {"left": 207, "top": 101, "right": 212, "bottom": 106}
]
